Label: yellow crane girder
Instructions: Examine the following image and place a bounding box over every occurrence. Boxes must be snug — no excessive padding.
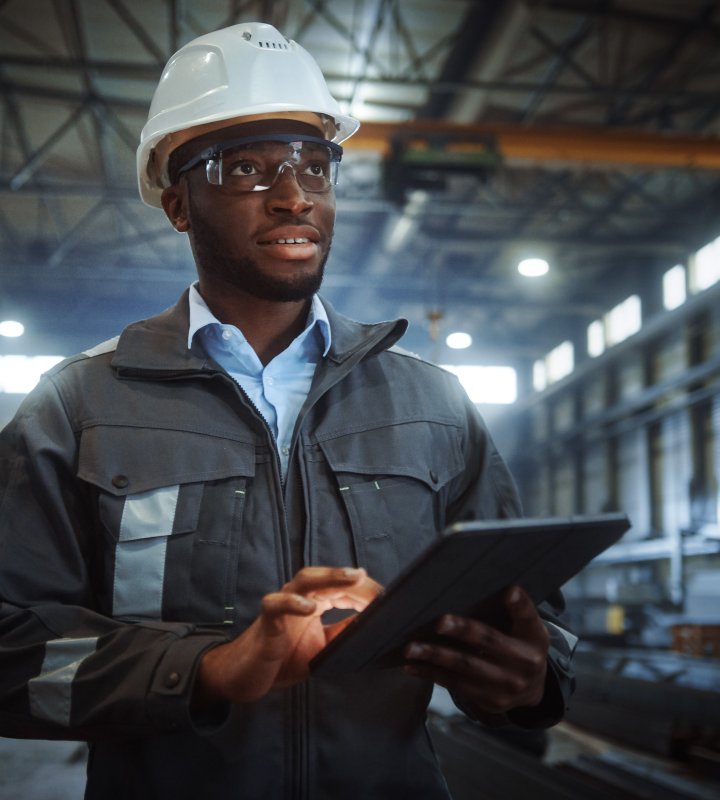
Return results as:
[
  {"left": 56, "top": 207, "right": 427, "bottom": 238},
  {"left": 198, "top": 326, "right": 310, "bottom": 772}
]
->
[{"left": 344, "top": 120, "right": 720, "bottom": 171}]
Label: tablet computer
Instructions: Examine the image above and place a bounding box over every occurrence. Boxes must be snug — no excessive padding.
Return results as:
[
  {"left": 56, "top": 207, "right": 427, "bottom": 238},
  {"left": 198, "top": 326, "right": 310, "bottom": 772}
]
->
[{"left": 310, "top": 512, "right": 630, "bottom": 676}]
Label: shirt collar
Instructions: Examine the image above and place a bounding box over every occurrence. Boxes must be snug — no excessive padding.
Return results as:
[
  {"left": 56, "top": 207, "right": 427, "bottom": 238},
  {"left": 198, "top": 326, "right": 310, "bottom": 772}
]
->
[{"left": 187, "top": 282, "right": 331, "bottom": 357}]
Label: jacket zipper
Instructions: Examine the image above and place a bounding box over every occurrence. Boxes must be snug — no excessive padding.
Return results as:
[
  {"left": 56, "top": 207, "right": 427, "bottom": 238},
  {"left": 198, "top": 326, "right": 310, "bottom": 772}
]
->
[
  {"left": 284, "top": 350, "right": 398, "bottom": 800},
  {"left": 220, "top": 376, "right": 306, "bottom": 800}
]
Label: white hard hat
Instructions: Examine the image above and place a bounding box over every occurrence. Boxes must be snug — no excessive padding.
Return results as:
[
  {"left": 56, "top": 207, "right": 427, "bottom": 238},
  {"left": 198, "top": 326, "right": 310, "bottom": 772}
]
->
[{"left": 137, "top": 22, "right": 360, "bottom": 207}]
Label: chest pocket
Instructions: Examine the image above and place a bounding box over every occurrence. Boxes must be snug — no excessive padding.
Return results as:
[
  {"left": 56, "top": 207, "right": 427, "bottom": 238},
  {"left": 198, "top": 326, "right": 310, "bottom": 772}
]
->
[
  {"left": 78, "top": 425, "right": 256, "bottom": 625},
  {"left": 313, "top": 419, "right": 464, "bottom": 585}
]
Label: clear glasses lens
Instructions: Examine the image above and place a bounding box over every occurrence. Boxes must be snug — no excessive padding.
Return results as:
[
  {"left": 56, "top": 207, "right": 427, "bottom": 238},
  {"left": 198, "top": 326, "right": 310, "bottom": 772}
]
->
[{"left": 205, "top": 141, "right": 339, "bottom": 193}]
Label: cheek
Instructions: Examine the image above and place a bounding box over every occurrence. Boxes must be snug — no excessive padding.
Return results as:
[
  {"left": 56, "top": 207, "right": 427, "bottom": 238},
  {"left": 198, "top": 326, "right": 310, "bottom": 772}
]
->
[
  {"left": 317, "top": 197, "right": 336, "bottom": 234},
  {"left": 188, "top": 188, "right": 250, "bottom": 239}
]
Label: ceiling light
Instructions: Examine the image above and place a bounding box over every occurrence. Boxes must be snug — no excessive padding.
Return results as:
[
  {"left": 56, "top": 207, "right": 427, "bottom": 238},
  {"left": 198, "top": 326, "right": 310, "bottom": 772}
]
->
[
  {"left": 518, "top": 258, "right": 549, "bottom": 277},
  {"left": 446, "top": 331, "right": 472, "bottom": 349},
  {"left": 0, "top": 320, "right": 24, "bottom": 337}
]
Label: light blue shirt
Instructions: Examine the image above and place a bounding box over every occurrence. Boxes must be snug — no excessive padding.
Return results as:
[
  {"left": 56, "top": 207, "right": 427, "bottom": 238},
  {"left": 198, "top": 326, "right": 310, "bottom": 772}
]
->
[{"left": 187, "top": 284, "right": 331, "bottom": 477}]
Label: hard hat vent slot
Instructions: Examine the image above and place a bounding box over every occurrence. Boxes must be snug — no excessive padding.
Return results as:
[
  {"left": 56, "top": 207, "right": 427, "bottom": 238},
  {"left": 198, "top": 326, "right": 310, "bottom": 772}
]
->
[
  {"left": 240, "top": 27, "right": 290, "bottom": 50},
  {"left": 258, "top": 40, "right": 289, "bottom": 49}
]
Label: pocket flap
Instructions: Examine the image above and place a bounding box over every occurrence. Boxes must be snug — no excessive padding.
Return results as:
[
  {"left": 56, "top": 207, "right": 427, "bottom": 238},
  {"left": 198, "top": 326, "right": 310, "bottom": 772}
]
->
[
  {"left": 316, "top": 420, "right": 463, "bottom": 491},
  {"left": 78, "top": 425, "right": 256, "bottom": 496}
]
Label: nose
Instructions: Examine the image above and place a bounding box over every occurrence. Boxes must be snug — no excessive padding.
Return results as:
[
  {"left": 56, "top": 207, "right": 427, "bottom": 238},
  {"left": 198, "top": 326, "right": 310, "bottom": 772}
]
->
[{"left": 264, "top": 163, "right": 313, "bottom": 216}]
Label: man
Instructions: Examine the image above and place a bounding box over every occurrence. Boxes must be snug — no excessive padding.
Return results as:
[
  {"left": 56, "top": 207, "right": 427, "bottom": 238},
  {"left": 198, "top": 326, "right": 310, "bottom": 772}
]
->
[{"left": 0, "top": 22, "right": 575, "bottom": 799}]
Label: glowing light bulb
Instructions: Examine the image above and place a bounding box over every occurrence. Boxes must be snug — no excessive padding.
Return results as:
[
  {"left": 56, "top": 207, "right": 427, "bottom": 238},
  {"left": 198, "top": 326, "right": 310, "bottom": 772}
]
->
[
  {"left": 0, "top": 320, "right": 24, "bottom": 337},
  {"left": 518, "top": 258, "right": 549, "bottom": 277},
  {"left": 446, "top": 331, "right": 472, "bottom": 349}
]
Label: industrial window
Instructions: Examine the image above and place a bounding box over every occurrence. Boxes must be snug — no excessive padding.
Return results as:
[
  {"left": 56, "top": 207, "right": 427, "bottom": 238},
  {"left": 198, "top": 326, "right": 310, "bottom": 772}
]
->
[
  {"left": 586, "top": 295, "right": 641, "bottom": 358},
  {"left": 533, "top": 360, "right": 547, "bottom": 392},
  {"left": 440, "top": 365, "right": 517, "bottom": 404},
  {"left": 690, "top": 235, "right": 720, "bottom": 293},
  {"left": 0, "top": 356, "right": 64, "bottom": 394},
  {"left": 605, "top": 295, "right": 641, "bottom": 348},
  {"left": 533, "top": 340, "right": 574, "bottom": 391},
  {"left": 663, "top": 264, "right": 687, "bottom": 311},
  {"left": 587, "top": 319, "right": 605, "bottom": 358}
]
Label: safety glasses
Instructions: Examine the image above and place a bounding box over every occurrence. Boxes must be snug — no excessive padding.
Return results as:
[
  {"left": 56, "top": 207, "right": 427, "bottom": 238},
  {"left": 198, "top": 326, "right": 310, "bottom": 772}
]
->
[{"left": 176, "top": 133, "right": 343, "bottom": 194}]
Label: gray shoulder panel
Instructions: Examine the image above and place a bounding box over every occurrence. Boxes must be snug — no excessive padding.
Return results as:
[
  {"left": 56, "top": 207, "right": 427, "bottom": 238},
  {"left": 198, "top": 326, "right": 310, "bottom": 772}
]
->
[
  {"left": 387, "top": 344, "right": 449, "bottom": 374},
  {"left": 387, "top": 344, "right": 424, "bottom": 361},
  {"left": 82, "top": 336, "right": 120, "bottom": 358}
]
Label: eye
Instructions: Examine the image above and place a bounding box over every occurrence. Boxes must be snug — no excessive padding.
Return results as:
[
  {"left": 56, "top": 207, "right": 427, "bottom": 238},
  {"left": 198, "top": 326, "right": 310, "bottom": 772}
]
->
[
  {"left": 304, "top": 161, "right": 329, "bottom": 177},
  {"left": 227, "top": 159, "right": 261, "bottom": 177}
]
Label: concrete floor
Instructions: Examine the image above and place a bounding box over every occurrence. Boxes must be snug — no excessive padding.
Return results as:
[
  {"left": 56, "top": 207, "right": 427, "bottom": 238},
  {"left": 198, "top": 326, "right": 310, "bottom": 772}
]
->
[{"left": 0, "top": 738, "right": 87, "bottom": 800}]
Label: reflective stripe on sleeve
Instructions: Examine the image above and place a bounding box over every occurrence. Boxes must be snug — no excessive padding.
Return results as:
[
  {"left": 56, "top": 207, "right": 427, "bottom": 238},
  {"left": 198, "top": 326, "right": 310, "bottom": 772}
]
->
[
  {"left": 112, "top": 485, "right": 179, "bottom": 618},
  {"left": 28, "top": 637, "right": 99, "bottom": 726}
]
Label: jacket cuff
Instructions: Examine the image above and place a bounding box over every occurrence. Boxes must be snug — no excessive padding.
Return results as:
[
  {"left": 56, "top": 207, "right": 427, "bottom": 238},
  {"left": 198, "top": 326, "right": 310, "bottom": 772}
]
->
[
  {"left": 505, "top": 656, "right": 572, "bottom": 729},
  {"left": 146, "top": 633, "right": 228, "bottom": 733}
]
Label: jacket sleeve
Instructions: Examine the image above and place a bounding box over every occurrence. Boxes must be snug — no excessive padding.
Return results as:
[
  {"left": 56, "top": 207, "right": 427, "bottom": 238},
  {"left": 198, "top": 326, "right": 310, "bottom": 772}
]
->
[
  {"left": 444, "top": 387, "right": 577, "bottom": 729},
  {"left": 0, "top": 378, "right": 228, "bottom": 741}
]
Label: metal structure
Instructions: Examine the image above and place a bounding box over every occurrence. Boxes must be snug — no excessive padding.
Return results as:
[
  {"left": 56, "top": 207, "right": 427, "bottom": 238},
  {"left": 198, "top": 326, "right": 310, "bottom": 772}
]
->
[
  {"left": 2, "top": 0, "right": 720, "bottom": 365},
  {"left": 429, "top": 708, "right": 720, "bottom": 800}
]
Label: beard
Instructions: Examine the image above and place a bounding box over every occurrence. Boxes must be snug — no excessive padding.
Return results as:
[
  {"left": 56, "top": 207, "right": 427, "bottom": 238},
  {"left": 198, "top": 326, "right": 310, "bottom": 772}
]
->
[{"left": 189, "top": 205, "right": 331, "bottom": 302}]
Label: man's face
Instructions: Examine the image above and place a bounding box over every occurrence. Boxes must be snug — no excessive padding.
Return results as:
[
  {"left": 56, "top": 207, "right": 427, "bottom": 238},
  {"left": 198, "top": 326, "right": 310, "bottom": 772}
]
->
[{"left": 171, "top": 125, "right": 337, "bottom": 303}]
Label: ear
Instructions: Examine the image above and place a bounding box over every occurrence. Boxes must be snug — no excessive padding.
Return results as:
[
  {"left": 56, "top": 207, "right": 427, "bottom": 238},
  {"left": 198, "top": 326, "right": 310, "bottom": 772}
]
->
[{"left": 161, "top": 184, "right": 190, "bottom": 232}]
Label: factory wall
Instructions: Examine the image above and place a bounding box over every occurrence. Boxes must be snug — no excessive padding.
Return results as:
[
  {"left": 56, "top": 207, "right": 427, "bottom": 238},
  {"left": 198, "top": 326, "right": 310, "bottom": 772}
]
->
[{"left": 495, "top": 280, "right": 720, "bottom": 648}]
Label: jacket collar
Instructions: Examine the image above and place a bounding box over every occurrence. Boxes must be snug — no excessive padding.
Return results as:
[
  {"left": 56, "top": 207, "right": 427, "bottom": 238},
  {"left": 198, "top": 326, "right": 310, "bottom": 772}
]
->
[
  {"left": 321, "top": 296, "right": 407, "bottom": 364},
  {"left": 111, "top": 289, "right": 408, "bottom": 375}
]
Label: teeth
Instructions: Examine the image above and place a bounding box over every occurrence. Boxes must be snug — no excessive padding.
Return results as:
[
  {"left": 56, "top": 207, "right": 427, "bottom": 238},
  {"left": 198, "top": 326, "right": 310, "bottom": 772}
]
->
[{"left": 271, "top": 237, "right": 310, "bottom": 244}]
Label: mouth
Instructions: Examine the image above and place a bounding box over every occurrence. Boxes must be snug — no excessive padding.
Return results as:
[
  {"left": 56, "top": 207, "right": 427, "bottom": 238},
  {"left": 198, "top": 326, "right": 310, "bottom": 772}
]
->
[
  {"left": 262, "top": 237, "right": 312, "bottom": 245},
  {"left": 257, "top": 228, "right": 321, "bottom": 262},
  {"left": 257, "top": 225, "right": 320, "bottom": 245}
]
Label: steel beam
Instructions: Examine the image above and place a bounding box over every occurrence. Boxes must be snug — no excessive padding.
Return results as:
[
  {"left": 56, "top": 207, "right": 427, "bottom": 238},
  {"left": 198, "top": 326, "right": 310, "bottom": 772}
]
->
[
  {"left": 3, "top": 53, "right": 720, "bottom": 104},
  {"left": 9, "top": 100, "right": 89, "bottom": 189},
  {"left": 344, "top": 120, "right": 720, "bottom": 170}
]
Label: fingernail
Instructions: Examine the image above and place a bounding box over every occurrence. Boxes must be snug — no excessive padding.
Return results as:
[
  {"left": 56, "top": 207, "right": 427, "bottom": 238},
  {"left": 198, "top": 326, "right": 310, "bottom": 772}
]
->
[
  {"left": 405, "top": 643, "right": 425, "bottom": 659},
  {"left": 508, "top": 587, "right": 522, "bottom": 604},
  {"left": 438, "top": 616, "right": 457, "bottom": 635},
  {"left": 342, "top": 567, "right": 362, "bottom": 578}
]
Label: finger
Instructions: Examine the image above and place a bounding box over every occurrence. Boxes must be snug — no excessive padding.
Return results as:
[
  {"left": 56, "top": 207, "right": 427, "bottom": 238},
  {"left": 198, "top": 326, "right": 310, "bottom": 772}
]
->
[
  {"left": 502, "top": 586, "right": 551, "bottom": 649},
  {"left": 503, "top": 585, "right": 541, "bottom": 629},
  {"left": 284, "top": 567, "right": 373, "bottom": 593},
  {"left": 284, "top": 567, "right": 383, "bottom": 607},
  {"left": 284, "top": 565, "right": 366, "bottom": 589},
  {"left": 404, "top": 660, "right": 528, "bottom": 715},
  {"left": 403, "top": 640, "right": 507, "bottom": 695},
  {"left": 431, "top": 599, "right": 547, "bottom": 657},
  {"left": 433, "top": 614, "right": 509, "bottom": 658},
  {"left": 404, "top": 639, "right": 546, "bottom": 712},
  {"left": 416, "top": 615, "right": 547, "bottom": 675},
  {"left": 404, "top": 639, "right": 493, "bottom": 680},
  {"left": 260, "top": 592, "right": 317, "bottom": 635}
]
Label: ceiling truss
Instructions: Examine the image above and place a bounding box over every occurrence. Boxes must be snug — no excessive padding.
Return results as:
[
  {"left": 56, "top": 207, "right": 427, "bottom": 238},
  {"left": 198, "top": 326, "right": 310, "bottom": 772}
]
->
[{"left": 1, "top": 0, "right": 720, "bottom": 363}]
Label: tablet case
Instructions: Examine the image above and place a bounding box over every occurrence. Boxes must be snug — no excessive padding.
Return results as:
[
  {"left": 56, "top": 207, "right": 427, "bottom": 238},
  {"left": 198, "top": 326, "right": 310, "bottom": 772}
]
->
[{"left": 310, "top": 512, "right": 630, "bottom": 676}]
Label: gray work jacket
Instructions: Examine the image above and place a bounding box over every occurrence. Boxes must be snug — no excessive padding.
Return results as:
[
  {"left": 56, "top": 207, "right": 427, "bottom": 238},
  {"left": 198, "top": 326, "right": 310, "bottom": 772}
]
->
[{"left": 0, "top": 292, "right": 575, "bottom": 799}]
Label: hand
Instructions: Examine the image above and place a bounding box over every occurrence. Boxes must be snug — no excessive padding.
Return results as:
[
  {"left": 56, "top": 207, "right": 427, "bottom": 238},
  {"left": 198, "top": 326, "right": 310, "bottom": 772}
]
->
[
  {"left": 403, "top": 585, "right": 549, "bottom": 716},
  {"left": 195, "top": 567, "right": 381, "bottom": 706}
]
